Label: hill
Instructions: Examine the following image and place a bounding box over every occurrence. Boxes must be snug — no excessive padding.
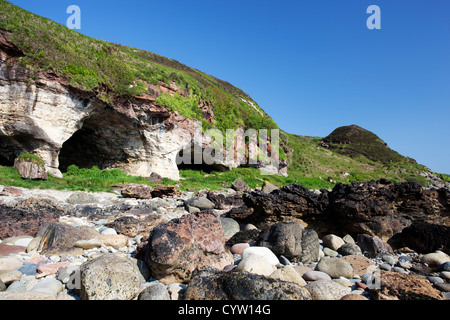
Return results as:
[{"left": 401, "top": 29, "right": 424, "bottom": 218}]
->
[{"left": 0, "top": 0, "right": 447, "bottom": 190}]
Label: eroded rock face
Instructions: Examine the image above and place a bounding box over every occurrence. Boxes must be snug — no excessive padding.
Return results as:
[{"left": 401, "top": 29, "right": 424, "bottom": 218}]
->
[
  {"left": 370, "top": 270, "right": 445, "bottom": 300},
  {"left": 145, "top": 211, "right": 233, "bottom": 284},
  {"left": 0, "top": 35, "right": 285, "bottom": 180}
]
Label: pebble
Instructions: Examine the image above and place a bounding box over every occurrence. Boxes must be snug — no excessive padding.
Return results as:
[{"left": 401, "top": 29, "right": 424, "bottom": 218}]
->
[
  {"left": 440, "top": 271, "right": 450, "bottom": 280},
  {"left": 5, "top": 281, "right": 26, "bottom": 292},
  {"left": 18, "top": 264, "right": 38, "bottom": 276},
  {"left": 379, "top": 263, "right": 392, "bottom": 271},
  {"left": 396, "top": 261, "right": 412, "bottom": 269},
  {"left": 230, "top": 243, "right": 250, "bottom": 255},
  {"left": 302, "top": 270, "right": 332, "bottom": 281},
  {"left": 323, "top": 247, "right": 339, "bottom": 257},
  {"left": 31, "top": 278, "right": 63, "bottom": 296},
  {"left": 426, "top": 276, "right": 444, "bottom": 284},
  {"left": 381, "top": 254, "right": 396, "bottom": 265},
  {"left": 393, "top": 267, "right": 409, "bottom": 274}
]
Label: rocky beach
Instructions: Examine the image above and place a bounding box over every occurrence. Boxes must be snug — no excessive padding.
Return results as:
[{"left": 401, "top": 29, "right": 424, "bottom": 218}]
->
[{"left": 0, "top": 180, "right": 448, "bottom": 301}]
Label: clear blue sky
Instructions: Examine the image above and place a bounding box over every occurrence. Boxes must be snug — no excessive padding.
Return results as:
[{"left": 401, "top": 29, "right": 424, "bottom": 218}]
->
[{"left": 8, "top": 0, "right": 450, "bottom": 174}]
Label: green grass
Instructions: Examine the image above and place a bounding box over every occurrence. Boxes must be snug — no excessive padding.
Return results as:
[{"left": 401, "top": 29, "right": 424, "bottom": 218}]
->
[
  {"left": 17, "top": 153, "right": 45, "bottom": 167},
  {"left": 0, "top": 164, "right": 176, "bottom": 193},
  {"left": 178, "top": 167, "right": 334, "bottom": 191}
]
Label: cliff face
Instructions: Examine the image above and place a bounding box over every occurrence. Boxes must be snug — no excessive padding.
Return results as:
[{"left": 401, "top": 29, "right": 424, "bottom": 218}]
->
[{"left": 0, "top": 31, "right": 284, "bottom": 180}]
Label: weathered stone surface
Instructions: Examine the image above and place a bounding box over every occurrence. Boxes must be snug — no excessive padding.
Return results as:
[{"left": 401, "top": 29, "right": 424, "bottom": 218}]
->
[
  {"left": 0, "top": 200, "right": 61, "bottom": 239},
  {"left": 258, "top": 222, "right": 319, "bottom": 264},
  {"left": 340, "top": 255, "right": 376, "bottom": 276},
  {"left": 269, "top": 265, "right": 307, "bottom": 286},
  {"left": 0, "top": 292, "right": 57, "bottom": 300},
  {"left": 356, "top": 234, "right": 393, "bottom": 258},
  {"left": 235, "top": 255, "right": 276, "bottom": 276},
  {"left": 205, "top": 191, "right": 244, "bottom": 210},
  {"left": 184, "top": 197, "right": 215, "bottom": 210},
  {"left": 151, "top": 185, "right": 178, "bottom": 198},
  {"left": 230, "top": 184, "right": 328, "bottom": 230},
  {"left": 14, "top": 157, "right": 48, "bottom": 180},
  {"left": 37, "top": 222, "right": 100, "bottom": 251},
  {"left": 325, "top": 181, "right": 450, "bottom": 241},
  {"left": 322, "top": 234, "right": 345, "bottom": 251},
  {"left": 305, "top": 279, "right": 351, "bottom": 300},
  {"left": 106, "top": 214, "right": 167, "bottom": 238},
  {"left": 398, "top": 221, "right": 450, "bottom": 254},
  {"left": 145, "top": 212, "right": 233, "bottom": 284},
  {"left": 77, "top": 253, "right": 143, "bottom": 300},
  {"left": 231, "top": 178, "right": 250, "bottom": 192},
  {"left": 370, "top": 270, "right": 446, "bottom": 300},
  {"left": 121, "top": 184, "right": 153, "bottom": 199},
  {"left": 184, "top": 267, "right": 311, "bottom": 300}
]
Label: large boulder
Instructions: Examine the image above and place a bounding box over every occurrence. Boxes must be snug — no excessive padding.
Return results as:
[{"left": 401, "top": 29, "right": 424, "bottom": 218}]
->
[
  {"left": 14, "top": 157, "right": 48, "bottom": 180},
  {"left": 258, "top": 222, "right": 320, "bottom": 264},
  {"left": 77, "top": 253, "right": 143, "bottom": 300},
  {"left": 229, "top": 184, "right": 328, "bottom": 230},
  {"left": 397, "top": 221, "right": 450, "bottom": 255},
  {"left": 37, "top": 222, "right": 100, "bottom": 251},
  {"left": 325, "top": 181, "right": 450, "bottom": 241},
  {"left": 145, "top": 211, "right": 233, "bottom": 284},
  {"left": 184, "top": 267, "right": 311, "bottom": 300}
]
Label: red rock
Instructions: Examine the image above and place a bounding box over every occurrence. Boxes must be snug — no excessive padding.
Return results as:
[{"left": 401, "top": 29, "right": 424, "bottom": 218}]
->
[
  {"left": 145, "top": 211, "right": 233, "bottom": 285},
  {"left": 356, "top": 281, "right": 368, "bottom": 290},
  {"left": 231, "top": 243, "right": 250, "bottom": 255},
  {"left": 0, "top": 244, "right": 27, "bottom": 255},
  {"left": 37, "top": 262, "right": 68, "bottom": 275},
  {"left": 370, "top": 270, "right": 446, "bottom": 300}
]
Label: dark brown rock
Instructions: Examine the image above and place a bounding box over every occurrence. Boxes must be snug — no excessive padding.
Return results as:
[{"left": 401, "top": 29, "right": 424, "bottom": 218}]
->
[
  {"left": 231, "top": 178, "right": 250, "bottom": 193},
  {"left": 184, "top": 266, "right": 311, "bottom": 300},
  {"left": 230, "top": 184, "right": 328, "bottom": 230},
  {"left": 147, "top": 172, "right": 162, "bottom": 184},
  {"left": 370, "top": 270, "right": 446, "bottom": 300},
  {"left": 0, "top": 200, "right": 61, "bottom": 239},
  {"left": 145, "top": 212, "right": 233, "bottom": 284},
  {"left": 206, "top": 192, "right": 244, "bottom": 210},
  {"left": 120, "top": 184, "right": 153, "bottom": 199},
  {"left": 151, "top": 185, "right": 178, "bottom": 198},
  {"left": 326, "top": 181, "right": 450, "bottom": 241},
  {"left": 398, "top": 221, "right": 450, "bottom": 254},
  {"left": 106, "top": 214, "right": 166, "bottom": 237}
]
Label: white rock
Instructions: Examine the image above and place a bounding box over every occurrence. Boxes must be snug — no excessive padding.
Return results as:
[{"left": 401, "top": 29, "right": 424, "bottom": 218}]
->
[
  {"left": 241, "top": 247, "right": 279, "bottom": 265},
  {"left": 31, "top": 278, "right": 63, "bottom": 296},
  {"left": 422, "top": 251, "right": 450, "bottom": 267},
  {"left": 0, "top": 257, "right": 23, "bottom": 272},
  {"left": 236, "top": 255, "right": 277, "bottom": 276}
]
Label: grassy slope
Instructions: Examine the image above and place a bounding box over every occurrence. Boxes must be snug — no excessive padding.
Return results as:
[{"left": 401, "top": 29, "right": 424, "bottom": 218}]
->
[{"left": 0, "top": 1, "right": 435, "bottom": 192}]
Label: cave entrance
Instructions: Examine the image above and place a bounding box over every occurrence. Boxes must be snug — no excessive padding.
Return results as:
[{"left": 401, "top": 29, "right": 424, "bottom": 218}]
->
[
  {"left": 176, "top": 144, "right": 227, "bottom": 174},
  {"left": 58, "top": 117, "right": 127, "bottom": 173}
]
